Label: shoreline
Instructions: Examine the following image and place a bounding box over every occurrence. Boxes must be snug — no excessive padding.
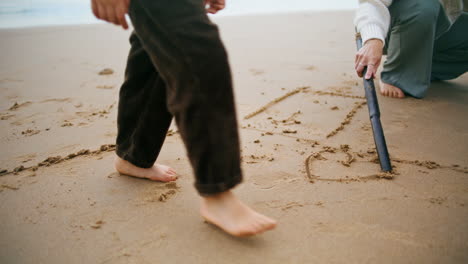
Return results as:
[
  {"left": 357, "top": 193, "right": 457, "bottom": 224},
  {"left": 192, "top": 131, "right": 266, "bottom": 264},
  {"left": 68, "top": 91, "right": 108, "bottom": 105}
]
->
[{"left": 0, "top": 8, "right": 358, "bottom": 30}]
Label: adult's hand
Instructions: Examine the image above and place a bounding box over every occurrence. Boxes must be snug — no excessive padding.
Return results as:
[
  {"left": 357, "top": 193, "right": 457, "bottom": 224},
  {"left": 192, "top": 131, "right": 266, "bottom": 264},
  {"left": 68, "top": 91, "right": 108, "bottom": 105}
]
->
[
  {"left": 355, "top": 39, "right": 384, "bottom": 80},
  {"left": 91, "top": 0, "right": 130, "bottom": 30},
  {"left": 205, "top": 0, "right": 226, "bottom": 14}
]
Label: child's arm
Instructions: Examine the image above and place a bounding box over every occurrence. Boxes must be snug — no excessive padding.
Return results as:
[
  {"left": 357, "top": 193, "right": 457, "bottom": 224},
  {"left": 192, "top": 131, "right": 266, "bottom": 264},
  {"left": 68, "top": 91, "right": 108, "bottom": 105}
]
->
[{"left": 91, "top": 0, "right": 130, "bottom": 30}]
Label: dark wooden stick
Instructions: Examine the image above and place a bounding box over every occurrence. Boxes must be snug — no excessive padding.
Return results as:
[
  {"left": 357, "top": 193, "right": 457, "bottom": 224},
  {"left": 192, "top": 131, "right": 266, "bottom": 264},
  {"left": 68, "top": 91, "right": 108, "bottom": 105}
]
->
[{"left": 356, "top": 33, "right": 392, "bottom": 172}]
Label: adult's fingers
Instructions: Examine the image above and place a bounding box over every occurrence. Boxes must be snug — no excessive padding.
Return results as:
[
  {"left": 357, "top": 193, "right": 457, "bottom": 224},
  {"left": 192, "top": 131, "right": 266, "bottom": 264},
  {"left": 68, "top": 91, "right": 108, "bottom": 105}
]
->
[
  {"left": 97, "top": 4, "right": 108, "bottom": 22},
  {"left": 119, "top": 15, "right": 128, "bottom": 29},
  {"left": 206, "top": 6, "right": 217, "bottom": 14},
  {"left": 365, "top": 64, "right": 376, "bottom": 79},
  {"left": 205, "top": 0, "right": 225, "bottom": 14},
  {"left": 117, "top": 5, "right": 128, "bottom": 29},
  {"left": 356, "top": 63, "right": 365, "bottom": 77},
  {"left": 212, "top": 6, "right": 223, "bottom": 12},
  {"left": 212, "top": 2, "right": 225, "bottom": 11},
  {"left": 355, "top": 59, "right": 362, "bottom": 71},
  {"left": 91, "top": 0, "right": 99, "bottom": 18},
  {"left": 355, "top": 47, "right": 364, "bottom": 63},
  {"left": 106, "top": 6, "right": 119, "bottom": 25},
  {"left": 355, "top": 52, "right": 364, "bottom": 69},
  {"left": 213, "top": 6, "right": 224, "bottom": 12}
]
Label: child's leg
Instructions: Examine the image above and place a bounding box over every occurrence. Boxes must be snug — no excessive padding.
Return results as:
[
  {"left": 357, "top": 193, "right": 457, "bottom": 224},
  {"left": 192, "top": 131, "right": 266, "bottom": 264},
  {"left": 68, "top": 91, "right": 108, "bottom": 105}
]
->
[
  {"left": 128, "top": 0, "right": 242, "bottom": 198},
  {"left": 115, "top": 32, "right": 176, "bottom": 182},
  {"left": 127, "top": 0, "right": 276, "bottom": 236}
]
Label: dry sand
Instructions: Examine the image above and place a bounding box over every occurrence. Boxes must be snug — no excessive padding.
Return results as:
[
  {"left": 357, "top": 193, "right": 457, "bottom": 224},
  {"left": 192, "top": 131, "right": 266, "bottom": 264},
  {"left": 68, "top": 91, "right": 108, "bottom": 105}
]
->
[{"left": 1, "top": 10, "right": 468, "bottom": 263}]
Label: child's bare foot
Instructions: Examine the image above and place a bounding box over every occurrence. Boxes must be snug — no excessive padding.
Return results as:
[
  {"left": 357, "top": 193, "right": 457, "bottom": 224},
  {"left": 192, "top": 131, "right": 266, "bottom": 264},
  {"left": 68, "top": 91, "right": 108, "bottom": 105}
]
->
[
  {"left": 200, "top": 191, "right": 277, "bottom": 237},
  {"left": 379, "top": 80, "right": 405, "bottom": 98},
  {"left": 114, "top": 156, "right": 177, "bottom": 182}
]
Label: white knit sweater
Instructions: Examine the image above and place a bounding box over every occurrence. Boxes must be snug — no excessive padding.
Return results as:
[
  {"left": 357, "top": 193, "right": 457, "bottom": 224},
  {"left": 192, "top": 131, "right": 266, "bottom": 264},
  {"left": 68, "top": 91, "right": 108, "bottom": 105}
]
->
[{"left": 354, "top": 0, "right": 468, "bottom": 45}]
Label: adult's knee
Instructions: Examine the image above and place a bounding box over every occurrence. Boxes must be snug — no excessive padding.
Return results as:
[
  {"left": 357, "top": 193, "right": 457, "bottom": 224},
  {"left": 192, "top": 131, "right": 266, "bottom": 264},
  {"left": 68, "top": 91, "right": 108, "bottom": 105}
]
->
[
  {"left": 391, "top": 0, "right": 440, "bottom": 27},
  {"left": 411, "top": 0, "right": 440, "bottom": 26}
]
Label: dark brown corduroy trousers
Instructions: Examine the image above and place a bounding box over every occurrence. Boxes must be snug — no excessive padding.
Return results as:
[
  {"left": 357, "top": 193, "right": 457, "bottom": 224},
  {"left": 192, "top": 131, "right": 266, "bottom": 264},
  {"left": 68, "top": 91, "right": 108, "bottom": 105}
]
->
[{"left": 115, "top": 0, "right": 243, "bottom": 195}]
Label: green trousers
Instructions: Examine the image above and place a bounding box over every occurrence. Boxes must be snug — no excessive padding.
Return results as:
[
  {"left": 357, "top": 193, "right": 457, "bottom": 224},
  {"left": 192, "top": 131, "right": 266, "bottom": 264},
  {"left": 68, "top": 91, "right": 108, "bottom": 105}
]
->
[{"left": 382, "top": 0, "right": 468, "bottom": 98}]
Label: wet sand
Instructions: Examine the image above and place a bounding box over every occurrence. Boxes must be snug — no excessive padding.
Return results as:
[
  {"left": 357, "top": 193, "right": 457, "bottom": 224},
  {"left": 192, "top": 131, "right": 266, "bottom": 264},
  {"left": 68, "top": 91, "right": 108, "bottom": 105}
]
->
[{"left": 1, "top": 11, "right": 468, "bottom": 263}]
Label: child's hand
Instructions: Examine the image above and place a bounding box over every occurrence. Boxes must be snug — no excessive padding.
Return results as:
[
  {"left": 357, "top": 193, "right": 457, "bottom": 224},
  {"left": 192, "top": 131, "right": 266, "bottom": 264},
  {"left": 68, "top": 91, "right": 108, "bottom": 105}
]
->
[
  {"left": 91, "top": 0, "right": 130, "bottom": 30},
  {"left": 205, "top": 0, "right": 226, "bottom": 14}
]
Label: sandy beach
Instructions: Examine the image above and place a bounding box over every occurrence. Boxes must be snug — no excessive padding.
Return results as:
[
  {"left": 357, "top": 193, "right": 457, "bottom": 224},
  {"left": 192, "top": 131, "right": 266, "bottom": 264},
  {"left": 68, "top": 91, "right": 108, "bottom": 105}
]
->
[{"left": 1, "top": 10, "right": 468, "bottom": 263}]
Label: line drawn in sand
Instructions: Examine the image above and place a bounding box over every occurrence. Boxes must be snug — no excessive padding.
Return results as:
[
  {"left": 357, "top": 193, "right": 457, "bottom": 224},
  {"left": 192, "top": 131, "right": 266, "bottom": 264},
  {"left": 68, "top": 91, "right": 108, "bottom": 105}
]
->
[
  {"left": 244, "top": 86, "right": 309, "bottom": 120},
  {"left": 326, "top": 101, "right": 367, "bottom": 138},
  {"left": 243, "top": 86, "right": 366, "bottom": 121},
  {"left": 0, "top": 144, "right": 117, "bottom": 177},
  {"left": 304, "top": 145, "right": 468, "bottom": 184}
]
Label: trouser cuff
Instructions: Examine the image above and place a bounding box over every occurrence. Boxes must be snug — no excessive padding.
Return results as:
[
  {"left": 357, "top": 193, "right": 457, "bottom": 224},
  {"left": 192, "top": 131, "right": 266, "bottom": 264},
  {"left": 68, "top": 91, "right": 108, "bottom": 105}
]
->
[
  {"left": 116, "top": 148, "right": 154, "bottom": 169},
  {"left": 195, "top": 174, "right": 243, "bottom": 195}
]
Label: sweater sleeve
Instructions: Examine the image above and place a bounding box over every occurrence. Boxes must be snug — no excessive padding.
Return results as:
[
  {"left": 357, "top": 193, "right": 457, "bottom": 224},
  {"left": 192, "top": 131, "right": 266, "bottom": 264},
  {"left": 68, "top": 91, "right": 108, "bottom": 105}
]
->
[{"left": 354, "top": 0, "right": 392, "bottom": 45}]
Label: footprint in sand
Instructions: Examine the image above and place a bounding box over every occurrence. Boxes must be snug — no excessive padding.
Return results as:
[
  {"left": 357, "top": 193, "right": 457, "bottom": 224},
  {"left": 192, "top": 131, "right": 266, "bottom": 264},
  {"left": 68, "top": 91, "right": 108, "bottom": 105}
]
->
[
  {"left": 106, "top": 173, "right": 180, "bottom": 204},
  {"left": 262, "top": 200, "right": 307, "bottom": 211},
  {"left": 131, "top": 182, "right": 181, "bottom": 204}
]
